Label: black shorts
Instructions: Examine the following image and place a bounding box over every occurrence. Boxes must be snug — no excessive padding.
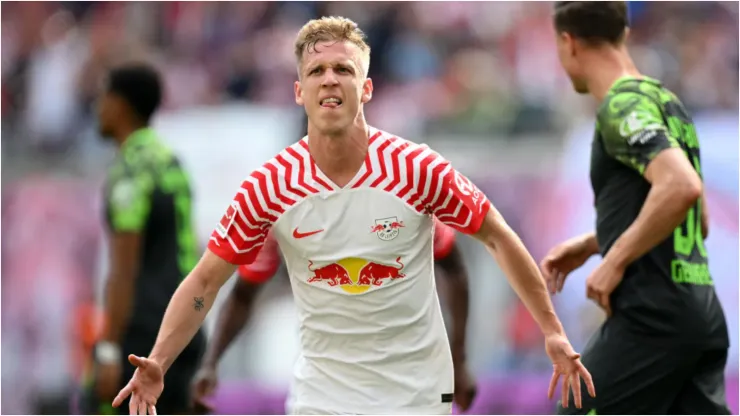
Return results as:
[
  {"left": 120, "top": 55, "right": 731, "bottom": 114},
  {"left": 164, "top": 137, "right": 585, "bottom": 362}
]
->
[
  {"left": 557, "top": 320, "right": 731, "bottom": 415},
  {"left": 79, "top": 362, "right": 198, "bottom": 415}
]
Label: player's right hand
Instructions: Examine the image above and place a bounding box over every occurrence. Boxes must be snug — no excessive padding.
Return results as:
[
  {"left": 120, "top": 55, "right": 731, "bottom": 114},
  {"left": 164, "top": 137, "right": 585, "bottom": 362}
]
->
[
  {"left": 544, "top": 333, "right": 595, "bottom": 409},
  {"left": 112, "top": 355, "right": 164, "bottom": 415},
  {"left": 191, "top": 364, "right": 218, "bottom": 413},
  {"left": 540, "top": 234, "right": 597, "bottom": 294}
]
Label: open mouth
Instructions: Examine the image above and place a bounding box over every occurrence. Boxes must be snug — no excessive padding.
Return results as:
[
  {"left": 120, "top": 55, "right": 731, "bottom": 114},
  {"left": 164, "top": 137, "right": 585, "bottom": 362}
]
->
[{"left": 320, "top": 97, "right": 343, "bottom": 108}]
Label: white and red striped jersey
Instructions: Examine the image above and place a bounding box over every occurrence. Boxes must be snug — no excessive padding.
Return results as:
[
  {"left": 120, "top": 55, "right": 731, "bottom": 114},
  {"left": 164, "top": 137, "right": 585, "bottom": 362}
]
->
[{"left": 208, "top": 126, "right": 491, "bottom": 415}]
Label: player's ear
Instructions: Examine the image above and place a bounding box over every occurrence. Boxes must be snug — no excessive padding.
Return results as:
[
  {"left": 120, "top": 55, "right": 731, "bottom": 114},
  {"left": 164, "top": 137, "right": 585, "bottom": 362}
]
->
[
  {"left": 294, "top": 81, "right": 304, "bottom": 106},
  {"left": 563, "top": 32, "right": 577, "bottom": 58},
  {"left": 621, "top": 27, "right": 631, "bottom": 44},
  {"left": 361, "top": 77, "right": 373, "bottom": 104}
]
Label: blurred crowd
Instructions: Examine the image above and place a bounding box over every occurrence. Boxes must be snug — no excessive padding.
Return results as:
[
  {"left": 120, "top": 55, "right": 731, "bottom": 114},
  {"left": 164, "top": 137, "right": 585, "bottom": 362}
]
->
[{"left": 2, "top": 1, "right": 738, "bottom": 156}]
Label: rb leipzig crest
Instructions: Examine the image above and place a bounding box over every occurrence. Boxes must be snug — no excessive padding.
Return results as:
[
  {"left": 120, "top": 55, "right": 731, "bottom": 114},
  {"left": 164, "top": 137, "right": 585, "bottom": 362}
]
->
[{"left": 370, "top": 216, "right": 405, "bottom": 241}]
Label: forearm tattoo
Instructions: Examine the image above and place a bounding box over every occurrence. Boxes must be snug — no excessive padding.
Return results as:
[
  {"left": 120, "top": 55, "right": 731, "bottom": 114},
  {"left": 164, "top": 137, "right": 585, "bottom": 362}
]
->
[{"left": 193, "top": 297, "right": 205, "bottom": 311}]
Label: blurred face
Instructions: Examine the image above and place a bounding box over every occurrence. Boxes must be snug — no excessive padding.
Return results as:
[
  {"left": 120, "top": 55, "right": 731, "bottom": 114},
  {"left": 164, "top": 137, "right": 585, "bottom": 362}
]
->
[
  {"left": 294, "top": 40, "right": 373, "bottom": 136},
  {"left": 556, "top": 32, "right": 589, "bottom": 94},
  {"left": 96, "top": 91, "right": 124, "bottom": 140}
]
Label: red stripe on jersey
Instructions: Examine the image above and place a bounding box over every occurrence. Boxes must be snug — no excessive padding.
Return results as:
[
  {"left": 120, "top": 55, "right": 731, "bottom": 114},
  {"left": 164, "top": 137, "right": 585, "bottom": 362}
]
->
[
  {"left": 265, "top": 162, "right": 295, "bottom": 206},
  {"left": 275, "top": 154, "right": 309, "bottom": 198},
  {"left": 285, "top": 147, "right": 320, "bottom": 194},
  {"left": 418, "top": 162, "right": 447, "bottom": 213},
  {"left": 406, "top": 151, "right": 436, "bottom": 210},
  {"left": 351, "top": 131, "right": 383, "bottom": 188},
  {"left": 369, "top": 138, "right": 395, "bottom": 188},
  {"left": 252, "top": 170, "right": 283, "bottom": 218},
  {"left": 240, "top": 179, "right": 276, "bottom": 224},
  {"left": 383, "top": 142, "right": 408, "bottom": 192},
  {"left": 298, "top": 140, "right": 334, "bottom": 191},
  {"left": 397, "top": 147, "right": 425, "bottom": 199}
]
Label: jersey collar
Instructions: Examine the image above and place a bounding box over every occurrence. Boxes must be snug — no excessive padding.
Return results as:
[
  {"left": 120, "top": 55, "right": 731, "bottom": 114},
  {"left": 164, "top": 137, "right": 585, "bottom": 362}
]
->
[
  {"left": 121, "top": 127, "right": 157, "bottom": 153},
  {"left": 610, "top": 75, "right": 662, "bottom": 92}
]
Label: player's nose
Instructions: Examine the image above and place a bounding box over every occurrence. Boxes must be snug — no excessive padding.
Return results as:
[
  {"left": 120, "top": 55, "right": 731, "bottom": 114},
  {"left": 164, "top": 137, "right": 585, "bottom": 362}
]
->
[{"left": 320, "top": 69, "right": 340, "bottom": 87}]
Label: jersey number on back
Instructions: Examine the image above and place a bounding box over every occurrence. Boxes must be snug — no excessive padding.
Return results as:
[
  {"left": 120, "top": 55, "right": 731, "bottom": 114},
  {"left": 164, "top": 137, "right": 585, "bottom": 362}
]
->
[{"left": 670, "top": 121, "right": 711, "bottom": 286}]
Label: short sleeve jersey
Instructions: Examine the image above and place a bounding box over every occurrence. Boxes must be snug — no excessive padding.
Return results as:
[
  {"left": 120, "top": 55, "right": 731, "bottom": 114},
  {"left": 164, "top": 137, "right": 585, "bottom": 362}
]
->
[
  {"left": 208, "top": 127, "right": 490, "bottom": 414},
  {"left": 104, "top": 128, "right": 204, "bottom": 358},
  {"left": 237, "top": 218, "right": 457, "bottom": 284},
  {"left": 591, "top": 77, "right": 727, "bottom": 346}
]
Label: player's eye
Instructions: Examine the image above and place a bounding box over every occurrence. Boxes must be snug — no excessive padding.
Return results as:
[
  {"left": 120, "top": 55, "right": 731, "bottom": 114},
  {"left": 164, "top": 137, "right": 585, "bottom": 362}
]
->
[
  {"left": 337, "top": 67, "right": 350, "bottom": 74},
  {"left": 310, "top": 68, "right": 321, "bottom": 75}
]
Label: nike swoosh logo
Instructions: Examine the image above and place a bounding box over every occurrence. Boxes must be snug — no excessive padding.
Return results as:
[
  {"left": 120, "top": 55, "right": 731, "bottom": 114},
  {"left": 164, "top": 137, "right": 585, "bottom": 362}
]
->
[{"left": 293, "top": 228, "right": 324, "bottom": 239}]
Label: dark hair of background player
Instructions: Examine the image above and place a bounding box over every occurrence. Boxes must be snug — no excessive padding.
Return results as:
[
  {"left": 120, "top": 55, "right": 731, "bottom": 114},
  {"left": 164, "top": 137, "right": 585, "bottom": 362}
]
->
[
  {"left": 107, "top": 63, "right": 163, "bottom": 126},
  {"left": 553, "top": 1, "right": 629, "bottom": 45}
]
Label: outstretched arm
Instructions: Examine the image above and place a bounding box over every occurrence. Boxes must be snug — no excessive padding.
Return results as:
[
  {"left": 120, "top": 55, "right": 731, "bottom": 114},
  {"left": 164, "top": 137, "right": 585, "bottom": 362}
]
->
[
  {"left": 149, "top": 250, "right": 236, "bottom": 373},
  {"left": 200, "top": 237, "right": 280, "bottom": 369},
  {"left": 472, "top": 207, "right": 564, "bottom": 337},
  {"left": 149, "top": 175, "right": 276, "bottom": 374}
]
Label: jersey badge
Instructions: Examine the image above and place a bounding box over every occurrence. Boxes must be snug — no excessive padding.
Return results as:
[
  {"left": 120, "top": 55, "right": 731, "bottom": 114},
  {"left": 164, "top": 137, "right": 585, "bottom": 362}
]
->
[
  {"left": 216, "top": 201, "right": 239, "bottom": 238},
  {"left": 370, "top": 216, "right": 405, "bottom": 241}
]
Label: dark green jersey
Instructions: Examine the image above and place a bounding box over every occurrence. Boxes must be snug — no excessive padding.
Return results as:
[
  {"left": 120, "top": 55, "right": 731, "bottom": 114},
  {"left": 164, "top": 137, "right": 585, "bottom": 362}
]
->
[
  {"left": 591, "top": 76, "right": 728, "bottom": 346},
  {"left": 105, "top": 128, "right": 204, "bottom": 359}
]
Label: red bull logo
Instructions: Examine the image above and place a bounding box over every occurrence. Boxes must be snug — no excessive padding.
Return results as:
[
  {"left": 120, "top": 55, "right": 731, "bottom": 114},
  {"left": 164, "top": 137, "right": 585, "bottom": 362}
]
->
[
  {"left": 307, "top": 261, "right": 352, "bottom": 286},
  {"left": 307, "top": 257, "right": 406, "bottom": 294}
]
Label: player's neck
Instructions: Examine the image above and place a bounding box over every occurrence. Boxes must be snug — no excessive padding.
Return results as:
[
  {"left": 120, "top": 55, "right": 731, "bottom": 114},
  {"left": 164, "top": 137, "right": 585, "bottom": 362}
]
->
[
  {"left": 307, "top": 118, "right": 369, "bottom": 186},
  {"left": 114, "top": 123, "right": 148, "bottom": 148},
  {"left": 585, "top": 46, "right": 641, "bottom": 102}
]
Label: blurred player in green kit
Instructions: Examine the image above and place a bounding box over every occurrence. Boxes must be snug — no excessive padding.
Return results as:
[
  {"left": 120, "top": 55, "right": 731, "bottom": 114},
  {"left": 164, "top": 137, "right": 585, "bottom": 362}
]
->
[
  {"left": 79, "top": 63, "right": 205, "bottom": 415},
  {"left": 542, "top": 2, "right": 730, "bottom": 414}
]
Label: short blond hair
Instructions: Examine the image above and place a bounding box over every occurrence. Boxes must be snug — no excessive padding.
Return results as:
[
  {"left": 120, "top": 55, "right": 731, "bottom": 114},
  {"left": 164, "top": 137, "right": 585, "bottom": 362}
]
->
[{"left": 294, "top": 16, "right": 371, "bottom": 77}]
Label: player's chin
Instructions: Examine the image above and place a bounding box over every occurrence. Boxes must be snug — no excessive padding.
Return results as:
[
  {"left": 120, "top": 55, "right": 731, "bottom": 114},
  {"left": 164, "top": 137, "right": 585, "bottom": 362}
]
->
[{"left": 572, "top": 80, "right": 589, "bottom": 94}]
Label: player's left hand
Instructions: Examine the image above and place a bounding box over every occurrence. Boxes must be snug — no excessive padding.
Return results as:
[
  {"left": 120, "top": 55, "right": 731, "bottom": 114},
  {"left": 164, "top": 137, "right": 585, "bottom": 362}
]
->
[
  {"left": 585, "top": 258, "right": 625, "bottom": 317},
  {"left": 453, "top": 364, "right": 477, "bottom": 412},
  {"left": 545, "top": 333, "right": 596, "bottom": 409}
]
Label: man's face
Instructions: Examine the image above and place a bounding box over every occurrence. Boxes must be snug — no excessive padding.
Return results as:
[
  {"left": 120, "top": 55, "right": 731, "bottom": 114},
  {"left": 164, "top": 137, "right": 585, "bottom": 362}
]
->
[
  {"left": 294, "top": 40, "right": 373, "bottom": 136},
  {"left": 96, "top": 91, "right": 122, "bottom": 139},
  {"left": 556, "top": 32, "right": 589, "bottom": 94}
]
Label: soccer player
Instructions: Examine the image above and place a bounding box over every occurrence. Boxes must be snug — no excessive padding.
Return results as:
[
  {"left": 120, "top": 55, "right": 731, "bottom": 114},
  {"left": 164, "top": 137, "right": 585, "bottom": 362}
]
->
[
  {"left": 112, "top": 17, "right": 594, "bottom": 415},
  {"left": 81, "top": 63, "right": 206, "bottom": 415},
  {"left": 542, "top": 2, "right": 730, "bottom": 414},
  {"left": 190, "top": 219, "right": 478, "bottom": 412}
]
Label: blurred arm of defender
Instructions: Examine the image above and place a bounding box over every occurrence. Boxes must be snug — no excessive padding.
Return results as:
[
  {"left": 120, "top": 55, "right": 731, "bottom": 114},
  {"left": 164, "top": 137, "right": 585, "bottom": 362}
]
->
[
  {"left": 433, "top": 221, "right": 478, "bottom": 412},
  {"left": 432, "top": 221, "right": 470, "bottom": 363}
]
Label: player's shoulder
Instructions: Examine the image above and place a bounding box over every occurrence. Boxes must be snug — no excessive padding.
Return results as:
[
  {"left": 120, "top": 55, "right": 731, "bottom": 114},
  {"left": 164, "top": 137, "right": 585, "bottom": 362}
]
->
[
  {"left": 367, "top": 126, "right": 447, "bottom": 170},
  {"left": 597, "top": 77, "right": 675, "bottom": 121},
  {"left": 234, "top": 139, "right": 323, "bottom": 211},
  {"left": 597, "top": 79, "right": 672, "bottom": 138},
  {"left": 119, "top": 131, "right": 176, "bottom": 174}
]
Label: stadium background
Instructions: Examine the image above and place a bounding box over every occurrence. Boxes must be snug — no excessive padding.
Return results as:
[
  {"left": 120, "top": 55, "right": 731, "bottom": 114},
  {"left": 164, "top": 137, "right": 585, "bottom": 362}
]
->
[{"left": 1, "top": 1, "right": 737, "bottom": 414}]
